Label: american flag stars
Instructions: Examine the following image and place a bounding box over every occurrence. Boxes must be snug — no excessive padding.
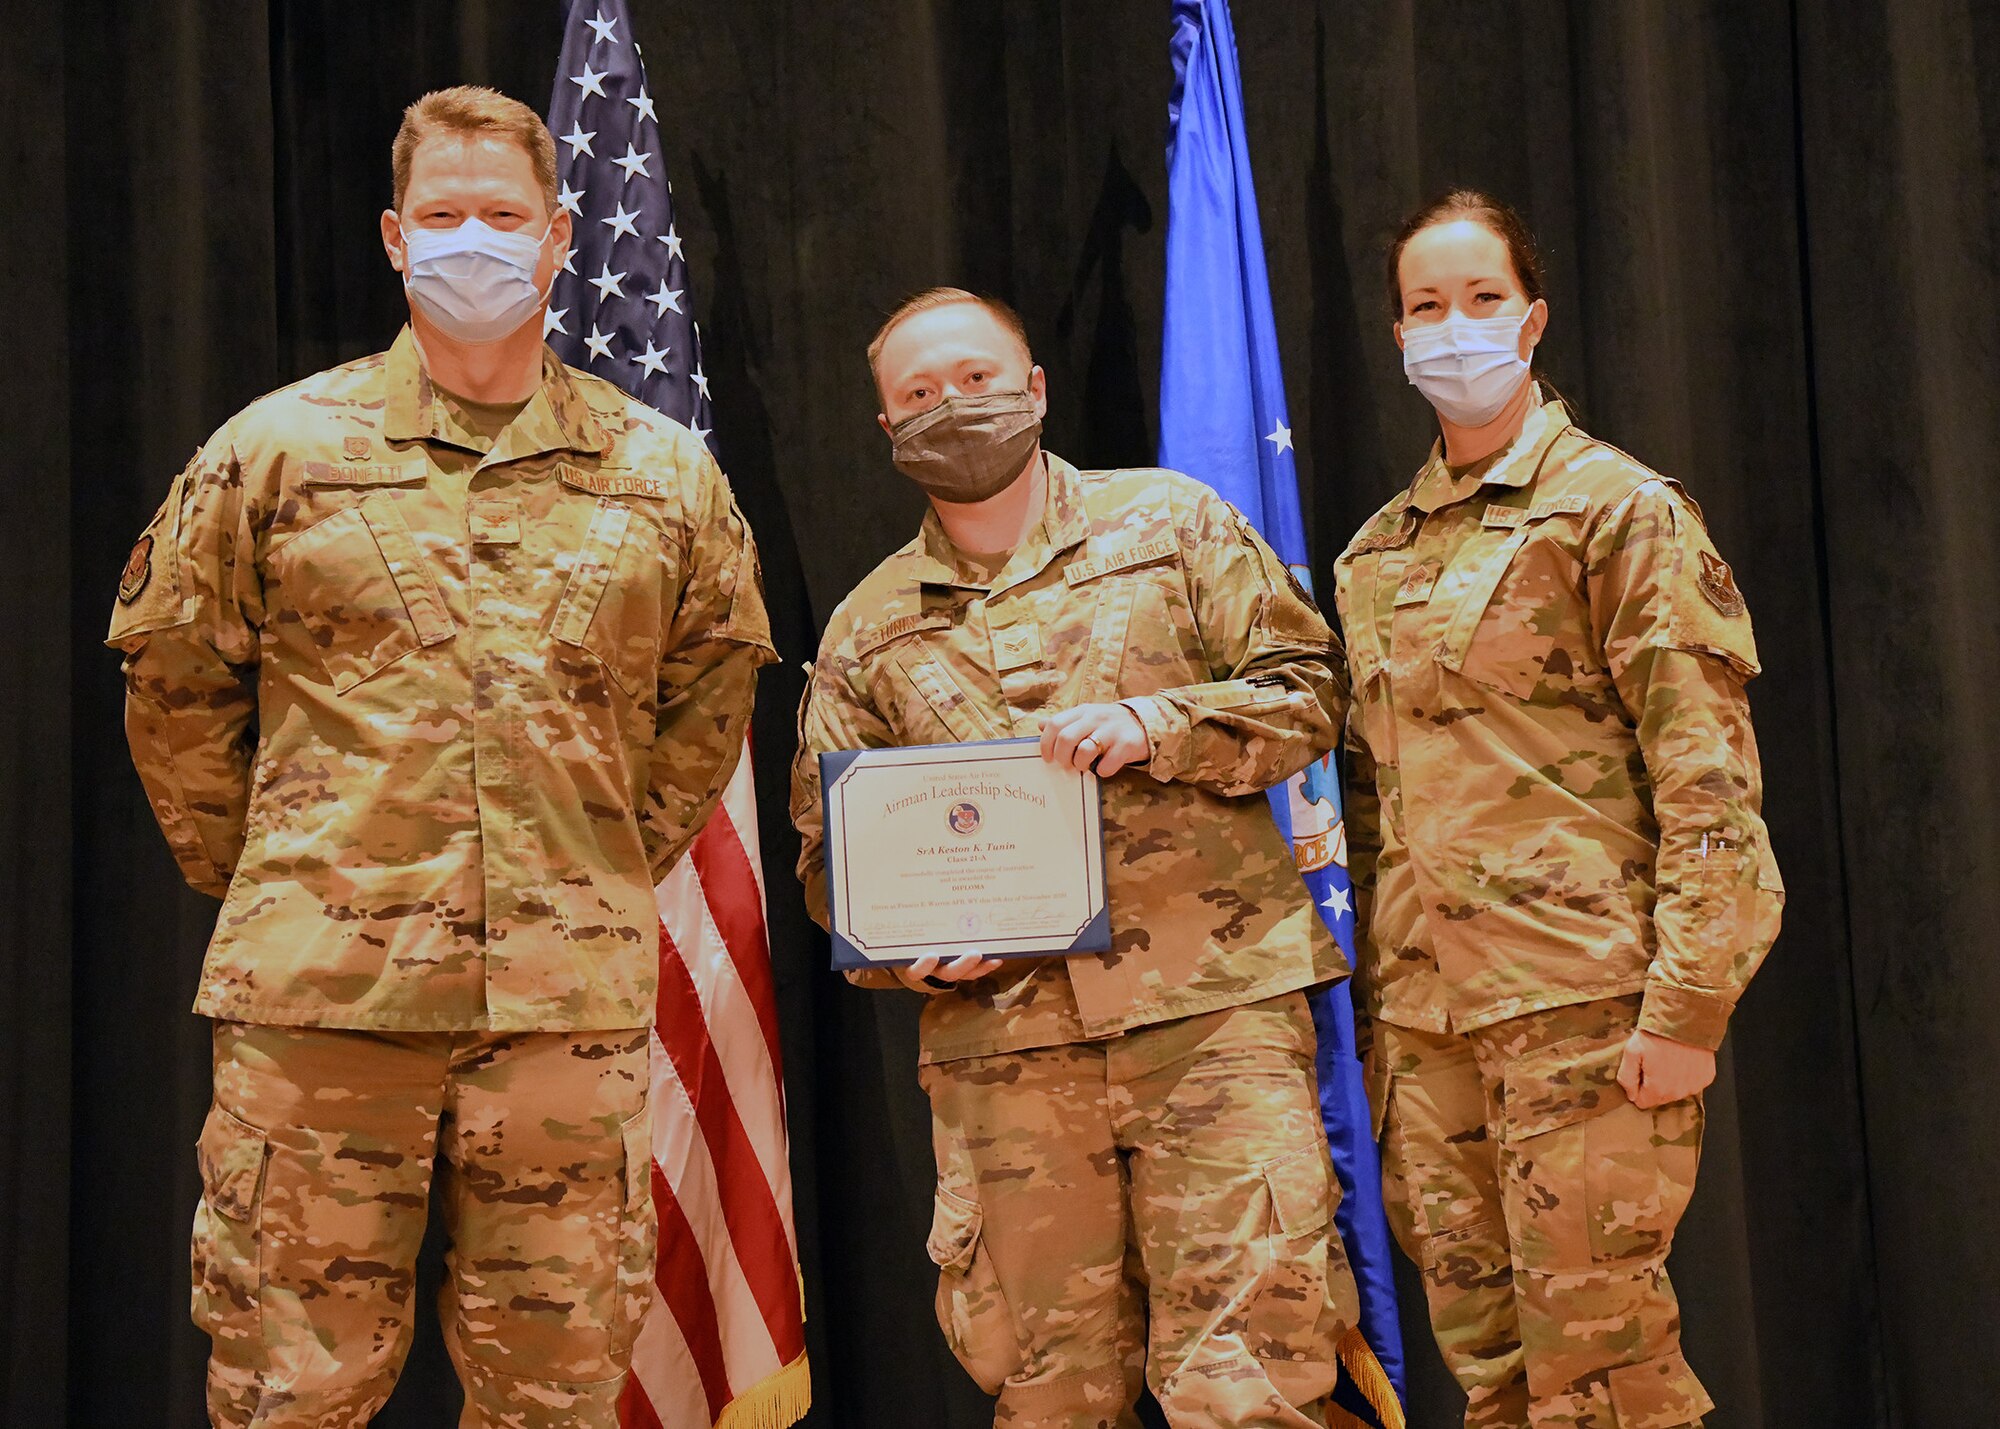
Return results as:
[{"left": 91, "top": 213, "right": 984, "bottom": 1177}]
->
[{"left": 545, "top": 5, "right": 715, "bottom": 438}]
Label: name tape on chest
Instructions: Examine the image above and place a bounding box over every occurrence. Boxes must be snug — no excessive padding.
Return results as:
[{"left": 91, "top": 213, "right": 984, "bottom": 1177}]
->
[
  {"left": 560, "top": 468, "right": 669, "bottom": 500},
  {"left": 1350, "top": 513, "right": 1417, "bottom": 555},
  {"left": 855, "top": 609, "right": 954, "bottom": 658},
  {"left": 1064, "top": 537, "right": 1178, "bottom": 586},
  {"left": 302, "top": 459, "right": 427, "bottom": 488}
]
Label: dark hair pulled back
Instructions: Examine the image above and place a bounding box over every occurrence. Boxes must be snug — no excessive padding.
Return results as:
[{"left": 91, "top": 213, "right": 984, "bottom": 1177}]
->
[{"left": 1385, "top": 189, "right": 1547, "bottom": 322}]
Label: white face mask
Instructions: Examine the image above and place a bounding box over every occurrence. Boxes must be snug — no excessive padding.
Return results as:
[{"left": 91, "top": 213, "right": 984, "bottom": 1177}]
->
[
  {"left": 399, "top": 217, "right": 553, "bottom": 345},
  {"left": 1400, "top": 307, "right": 1538, "bottom": 427}
]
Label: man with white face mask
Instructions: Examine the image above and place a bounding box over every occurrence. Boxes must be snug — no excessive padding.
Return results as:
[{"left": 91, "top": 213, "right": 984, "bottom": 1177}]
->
[
  {"left": 105, "top": 86, "right": 775, "bottom": 1426},
  {"left": 791, "top": 289, "right": 1362, "bottom": 1427}
]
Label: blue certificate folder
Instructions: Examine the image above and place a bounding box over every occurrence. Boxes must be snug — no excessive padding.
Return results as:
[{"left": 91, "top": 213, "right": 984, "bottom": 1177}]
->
[{"left": 819, "top": 736, "right": 1112, "bottom": 971}]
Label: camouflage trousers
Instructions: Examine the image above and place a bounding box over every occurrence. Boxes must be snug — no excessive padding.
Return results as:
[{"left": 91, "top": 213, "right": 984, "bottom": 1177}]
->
[
  {"left": 917, "top": 992, "right": 1359, "bottom": 1429},
  {"left": 194, "top": 1021, "right": 656, "bottom": 1428},
  {"left": 1370, "top": 995, "right": 1711, "bottom": 1429}
]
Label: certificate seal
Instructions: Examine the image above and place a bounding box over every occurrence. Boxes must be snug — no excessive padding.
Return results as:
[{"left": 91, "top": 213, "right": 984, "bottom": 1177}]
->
[{"left": 946, "top": 801, "right": 983, "bottom": 836}]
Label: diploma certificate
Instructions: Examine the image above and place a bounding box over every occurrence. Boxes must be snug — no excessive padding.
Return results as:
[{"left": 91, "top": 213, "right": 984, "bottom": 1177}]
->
[{"left": 819, "top": 738, "right": 1110, "bottom": 969}]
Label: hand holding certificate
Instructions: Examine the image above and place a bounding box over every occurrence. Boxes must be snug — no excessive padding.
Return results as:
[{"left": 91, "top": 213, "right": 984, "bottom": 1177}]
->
[{"left": 819, "top": 738, "right": 1111, "bottom": 970}]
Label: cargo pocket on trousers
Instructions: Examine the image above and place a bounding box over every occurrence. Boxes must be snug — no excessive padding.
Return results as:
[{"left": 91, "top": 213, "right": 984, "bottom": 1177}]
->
[
  {"left": 191, "top": 1103, "right": 270, "bottom": 1351},
  {"left": 927, "top": 1183, "right": 1025, "bottom": 1394},
  {"left": 1247, "top": 1143, "right": 1350, "bottom": 1403},
  {"left": 613, "top": 1108, "right": 659, "bottom": 1356},
  {"left": 1606, "top": 1349, "right": 1715, "bottom": 1427},
  {"left": 1501, "top": 1034, "right": 1703, "bottom": 1271}
]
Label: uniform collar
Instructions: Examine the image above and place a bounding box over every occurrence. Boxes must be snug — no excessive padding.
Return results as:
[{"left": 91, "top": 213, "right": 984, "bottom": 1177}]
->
[
  {"left": 383, "top": 325, "right": 611, "bottom": 463},
  {"left": 908, "top": 450, "right": 1092, "bottom": 592},
  {"left": 1408, "top": 388, "right": 1573, "bottom": 513}
]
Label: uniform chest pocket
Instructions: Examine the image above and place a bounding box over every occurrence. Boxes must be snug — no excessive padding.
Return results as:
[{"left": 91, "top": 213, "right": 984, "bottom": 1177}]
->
[
  {"left": 1438, "top": 524, "right": 1587, "bottom": 703},
  {"left": 1094, "top": 570, "right": 1202, "bottom": 698},
  {"left": 270, "top": 496, "right": 454, "bottom": 693},
  {"left": 884, "top": 644, "right": 1001, "bottom": 743},
  {"left": 551, "top": 498, "right": 672, "bottom": 700}
]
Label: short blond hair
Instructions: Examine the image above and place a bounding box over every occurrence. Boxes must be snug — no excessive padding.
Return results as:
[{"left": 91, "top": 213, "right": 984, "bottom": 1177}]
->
[
  {"left": 392, "top": 85, "right": 559, "bottom": 214},
  {"left": 866, "top": 287, "right": 1033, "bottom": 380}
]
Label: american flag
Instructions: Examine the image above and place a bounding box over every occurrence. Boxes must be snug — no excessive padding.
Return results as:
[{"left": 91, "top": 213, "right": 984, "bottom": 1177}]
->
[{"left": 545, "top": 5, "right": 811, "bottom": 1427}]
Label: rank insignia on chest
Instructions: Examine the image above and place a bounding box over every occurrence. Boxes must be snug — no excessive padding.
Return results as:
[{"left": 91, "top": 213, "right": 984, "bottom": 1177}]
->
[
  {"left": 992, "top": 624, "right": 1044, "bottom": 672},
  {"left": 343, "top": 436, "right": 372, "bottom": 459},
  {"left": 117, "top": 533, "right": 154, "bottom": 604},
  {"left": 1698, "top": 550, "right": 1747, "bottom": 616},
  {"left": 1393, "top": 560, "right": 1441, "bottom": 608}
]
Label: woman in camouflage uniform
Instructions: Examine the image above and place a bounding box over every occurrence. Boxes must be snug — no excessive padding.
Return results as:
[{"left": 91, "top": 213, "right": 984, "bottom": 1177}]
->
[{"left": 1334, "top": 191, "right": 1783, "bottom": 1429}]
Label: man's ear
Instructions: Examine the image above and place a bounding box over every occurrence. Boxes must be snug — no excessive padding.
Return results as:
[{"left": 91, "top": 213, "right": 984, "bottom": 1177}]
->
[
  {"left": 1029, "top": 365, "right": 1048, "bottom": 419},
  {"left": 550, "top": 208, "right": 573, "bottom": 254},
  {"left": 381, "top": 210, "right": 405, "bottom": 274},
  {"left": 877, "top": 411, "right": 894, "bottom": 439}
]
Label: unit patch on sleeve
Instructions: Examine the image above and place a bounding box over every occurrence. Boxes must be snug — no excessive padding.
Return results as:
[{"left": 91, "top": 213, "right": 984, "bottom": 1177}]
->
[
  {"left": 1698, "top": 550, "right": 1747, "bottom": 617},
  {"left": 118, "top": 534, "right": 155, "bottom": 604}
]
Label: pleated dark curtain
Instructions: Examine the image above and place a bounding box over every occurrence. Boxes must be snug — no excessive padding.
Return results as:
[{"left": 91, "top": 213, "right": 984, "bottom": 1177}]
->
[{"left": 5, "top": 2, "right": 1995, "bottom": 1425}]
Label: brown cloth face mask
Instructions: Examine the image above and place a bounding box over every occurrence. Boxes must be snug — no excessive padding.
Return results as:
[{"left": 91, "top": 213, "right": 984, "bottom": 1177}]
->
[{"left": 889, "top": 390, "right": 1043, "bottom": 503}]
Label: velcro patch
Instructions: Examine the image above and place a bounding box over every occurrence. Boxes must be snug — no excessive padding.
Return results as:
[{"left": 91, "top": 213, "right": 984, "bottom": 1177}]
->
[
  {"left": 1481, "top": 505, "right": 1528, "bottom": 529},
  {"left": 302, "top": 459, "right": 426, "bottom": 488},
  {"left": 561, "top": 467, "right": 668, "bottom": 499},
  {"left": 1698, "top": 550, "right": 1747, "bottom": 617},
  {"left": 117, "top": 533, "right": 154, "bottom": 604},
  {"left": 1351, "top": 513, "right": 1417, "bottom": 554},
  {"left": 1393, "top": 561, "right": 1441, "bottom": 608},
  {"left": 1064, "top": 537, "right": 1178, "bottom": 586},
  {"left": 1528, "top": 494, "right": 1591, "bottom": 522},
  {"left": 992, "top": 624, "right": 1044, "bottom": 672},
  {"left": 469, "top": 499, "right": 523, "bottom": 547}
]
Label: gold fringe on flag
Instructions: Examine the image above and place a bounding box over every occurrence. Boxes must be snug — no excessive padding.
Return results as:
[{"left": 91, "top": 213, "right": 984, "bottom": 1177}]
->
[
  {"left": 711, "top": 1350, "right": 812, "bottom": 1429},
  {"left": 1327, "top": 1326, "right": 1406, "bottom": 1429}
]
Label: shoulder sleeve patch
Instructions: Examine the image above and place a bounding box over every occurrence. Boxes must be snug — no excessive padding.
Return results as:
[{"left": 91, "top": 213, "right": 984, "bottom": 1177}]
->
[{"left": 107, "top": 471, "right": 193, "bottom": 647}]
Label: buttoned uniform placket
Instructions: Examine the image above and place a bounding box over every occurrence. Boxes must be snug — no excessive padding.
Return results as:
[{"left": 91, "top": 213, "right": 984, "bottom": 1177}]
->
[
  {"left": 466, "top": 442, "right": 536, "bottom": 1018},
  {"left": 445, "top": 390, "right": 603, "bottom": 1025},
  {"left": 1371, "top": 457, "right": 1509, "bottom": 1034}
]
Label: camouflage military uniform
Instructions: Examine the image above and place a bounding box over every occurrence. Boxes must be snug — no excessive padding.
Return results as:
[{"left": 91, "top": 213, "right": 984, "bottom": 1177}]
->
[
  {"left": 108, "top": 329, "right": 774, "bottom": 1425},
  {"left": 791, "top": 456, "right": 1358, "bottom": 1426},
  {"left": 1333, "top": 394, "right": 1783, "bottom": 1429}
]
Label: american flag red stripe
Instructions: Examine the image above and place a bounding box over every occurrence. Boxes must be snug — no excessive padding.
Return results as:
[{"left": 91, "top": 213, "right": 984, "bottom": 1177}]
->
[
  {"left": 687, "top": 819, "right": 785, "bottom": 1082},
  {"left": 626, "top": 749, "right": 810, "bottom": 1429},
  {"left": 544, "top": 4, "right": 810, "bottom": 1419}
]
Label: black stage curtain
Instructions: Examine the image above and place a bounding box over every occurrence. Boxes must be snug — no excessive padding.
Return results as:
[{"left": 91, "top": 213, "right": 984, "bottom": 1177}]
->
[{"left": 6, "top": 2, "right": 1996, "bottom": 1425}]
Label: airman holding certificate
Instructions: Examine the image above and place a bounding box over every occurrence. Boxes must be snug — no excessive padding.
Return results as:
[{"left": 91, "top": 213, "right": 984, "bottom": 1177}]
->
[{"left": 789, "top": 288, "right": 1361, "bottom": 1427}]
